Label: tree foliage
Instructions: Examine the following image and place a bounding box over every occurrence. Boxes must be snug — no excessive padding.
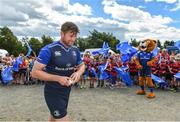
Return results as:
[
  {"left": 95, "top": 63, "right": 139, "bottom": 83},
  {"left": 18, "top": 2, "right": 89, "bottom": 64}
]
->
[{"left": 0, "top": 26, "right": 174, "bottom": 55}]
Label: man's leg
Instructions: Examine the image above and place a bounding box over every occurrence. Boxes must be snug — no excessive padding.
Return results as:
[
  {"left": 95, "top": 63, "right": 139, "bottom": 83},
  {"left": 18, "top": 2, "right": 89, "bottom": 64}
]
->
[
  {"left": 49, "top": 114, "right": 55, "bottom": 122},
  {"left": 49, "top": 114, "right": 69, "bottom": 122}
]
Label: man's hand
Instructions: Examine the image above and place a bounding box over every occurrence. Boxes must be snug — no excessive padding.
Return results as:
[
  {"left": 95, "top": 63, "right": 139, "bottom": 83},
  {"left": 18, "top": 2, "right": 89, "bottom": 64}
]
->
[
  {"left": 57, "top": 76, "right": 71, "bottom": 87},
  {"left": 70, "top": 71, "right": 81, "bottom": 84}
]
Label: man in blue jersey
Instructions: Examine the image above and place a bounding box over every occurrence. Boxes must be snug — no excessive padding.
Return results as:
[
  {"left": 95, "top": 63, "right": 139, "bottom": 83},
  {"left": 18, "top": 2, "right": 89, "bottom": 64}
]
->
[{"left": 31, "top": 22, "right": 85, "bottom": 121}]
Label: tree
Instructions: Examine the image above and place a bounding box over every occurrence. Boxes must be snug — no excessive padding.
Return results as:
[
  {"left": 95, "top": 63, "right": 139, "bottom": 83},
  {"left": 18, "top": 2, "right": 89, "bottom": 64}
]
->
[
  {"left": 86, "top": 29, "right": 119, "bottom": 51},
  {"left": 75, "top": 37, "right": 89, "bottom": 51},
  {"left": 156, "top": 40, "right": 162, "bottom": 49},
  {"left": 130, "top": 38, "right": 139, "bottom": 47},
  {"left": 163, "top": 40, "right": 174, "bottom": 48},
  {"left": 0, "top": 26, "right": 25, "bottom": 56},
  {"left": 29, "top": 37, "right": 42, "bottom": 55},
  {"left": 41, "top": 35, "right": 53, "bottom": 47}
]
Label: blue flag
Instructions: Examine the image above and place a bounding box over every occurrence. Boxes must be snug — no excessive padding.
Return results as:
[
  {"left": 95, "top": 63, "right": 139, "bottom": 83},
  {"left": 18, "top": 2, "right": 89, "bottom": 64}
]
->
[
  {"left": 116, "top": 41, "right": 129, "bottom": 54},
  {"left": 1, "top": 67, "right": 13, "bottom": 84},
  {"left": 174, "top": 40, "right": 180, "bottom": 49},
  {"left": 115, "top": 66, "right": 132, "bottom": 86},
  {"left": 92, "top": 42, "right": 110, "bottom": 57},
  {"left": 99, "top": 63, "right": 109, "bottom": 80},
  {"left": 174, "top": 72, "right": 180, "bottom": 79},
  {"left": 102, "top": 42, "right": 110, "bottom": 50},
  {"left": 13, "top": 56, "right": 23, "bottom": 72},
  {"left": 121, "top": 54, "right": 130, "bottom": 63},
  {"left": 152, "top": 46, "right": 159, "bottom": 57},
  {"left": 25, "top": 43, "right": 32, "bottom": 57},
  {"left": 99, "top": 70, "right": 109, "bottom": 80},
  {"left": 116, "top": 42, "right": 121, "bottom": 51},
  {"left": 116, "top": 41, "right": 137, "bottom": 63},
  {"left": 158, "top": 54, "right": 162, "bottom": 64},
  {"left": 102, "top": 42, "right": 110, "bottom": 57},
  {"left": 116, "top": 41, "right": 137, "bottom": 54},
  {"left": 151, "top": 74, "right": 167, "bottom": 86},
  {"left": 92, "top": 50, "right": 101, "bottom": 55}
]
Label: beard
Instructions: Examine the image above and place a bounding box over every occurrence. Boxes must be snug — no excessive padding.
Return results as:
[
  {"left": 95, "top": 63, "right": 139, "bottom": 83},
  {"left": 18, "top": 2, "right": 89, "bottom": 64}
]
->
[{"left": 61, "top": 39, "right": 74, "bottom": 48}]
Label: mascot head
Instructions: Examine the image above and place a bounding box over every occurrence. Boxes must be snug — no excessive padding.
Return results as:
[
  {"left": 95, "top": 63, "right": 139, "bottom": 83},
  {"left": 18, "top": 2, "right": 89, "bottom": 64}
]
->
[{"left": 139, "top": 39, "right": 156, "bottom": 52}]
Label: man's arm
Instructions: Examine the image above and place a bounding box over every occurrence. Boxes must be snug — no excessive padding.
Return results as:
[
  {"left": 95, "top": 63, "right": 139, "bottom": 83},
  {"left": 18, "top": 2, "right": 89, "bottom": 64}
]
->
[
  {"left": 31, "top": 61, "right": 71, "bottom": 86},
  {"left": 76, "top": 63, "right": 85, "bottom": 75},
  {"left": 70, "top": 63, "right": 85, "bottom": 83}
]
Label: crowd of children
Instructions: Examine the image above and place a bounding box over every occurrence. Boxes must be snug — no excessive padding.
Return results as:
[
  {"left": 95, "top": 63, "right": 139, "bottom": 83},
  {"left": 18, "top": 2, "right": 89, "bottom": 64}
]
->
[
  {"left": 0, "top": 53, "right": 43, "bottom": 85},
  {"left": 0, "top": 49, "right": 180, "bottom": 92},
  {"left": 79, "top": 49, "right": 180, "bottom": 92}
]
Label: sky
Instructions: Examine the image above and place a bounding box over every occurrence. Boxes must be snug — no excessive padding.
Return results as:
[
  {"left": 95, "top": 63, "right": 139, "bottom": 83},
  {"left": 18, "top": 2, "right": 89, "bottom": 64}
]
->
[{"left": 0, "top": 0, "right": 180, "bottom": 43}]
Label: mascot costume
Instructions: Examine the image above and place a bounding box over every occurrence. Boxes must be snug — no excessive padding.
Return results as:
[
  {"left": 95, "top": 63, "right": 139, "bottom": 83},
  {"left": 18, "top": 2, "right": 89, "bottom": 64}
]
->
[{"left": 134, "top": 39, "right": 157, "bottom": 98}]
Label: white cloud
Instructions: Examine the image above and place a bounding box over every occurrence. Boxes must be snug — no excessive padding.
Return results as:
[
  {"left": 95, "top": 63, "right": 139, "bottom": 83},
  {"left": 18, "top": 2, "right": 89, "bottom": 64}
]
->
[
  {"left": 38, "top": 0, "right": 92, "bottom": 16},
  {"left": 102, "top": 0, "right": 180, "bottom": 42},
  {"left": 170, "top": 1, "right": 180, "bottom": 11},
  {"left": 0, "top": 0, "right": 127, "bottom": 41},
  {"left": 0, "top": 0, "right": 180, "bottom": 44},
  {"left": 125, "top": 26, "right": 180, "bottom": 41},
  {"left": 144, "top": 0, "right": 180, "bottom": 12},
  {"left": 156, "top": 0, "right": 177, "bottom": 4},
  {"left": 145, "top": 0, "right": 178, "bottom": 3},
  {"left": 33, "top": 6, "right": 127, "bottom": 37},
  {"left": 68, "top": 3, "right": 92, "bottom": 16},
  {"left": 0, "top": 5, "right": 29, "bottom": 23},
  {"left": 47, "top": 0, "right": 69, "bottom": 8},
  {"left": 10, "top": 19, "right": 58, "bottom": 37},
  {"left": 0, "top": 0, "right": 93, "bottom": 35},
  {"left": 102, "top": 0, "right": 173, "bottom": 24},
  {"left": 103, "top": 2, "right": 149, "bottom": 22}
]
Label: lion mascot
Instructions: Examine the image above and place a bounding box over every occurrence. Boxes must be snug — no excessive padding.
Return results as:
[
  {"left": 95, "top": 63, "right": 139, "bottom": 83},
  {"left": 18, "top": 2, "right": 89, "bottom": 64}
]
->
[{"left": 134, "top": 39, "right": 157, "bottom": 98}]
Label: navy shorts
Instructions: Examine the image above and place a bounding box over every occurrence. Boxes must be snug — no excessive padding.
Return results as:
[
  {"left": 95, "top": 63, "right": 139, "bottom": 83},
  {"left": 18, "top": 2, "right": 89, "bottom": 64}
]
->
[{"left": 44, "top": 82, "right": 71, "bottom": 119}]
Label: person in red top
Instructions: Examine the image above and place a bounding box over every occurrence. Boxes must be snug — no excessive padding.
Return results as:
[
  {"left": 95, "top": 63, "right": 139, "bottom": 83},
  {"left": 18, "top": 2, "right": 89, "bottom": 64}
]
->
[
  {"left": 128, "top": 58, "right": 138, "bottom": 85},
  {"left": 83, "top": 53, "right": 91, "bottom": 66},
  {"left": 88, "top": 58, "right": 97, "bottom": 88},
  {"left": 114, "top": 54, "right": 122, "bottom": 68},
  {"left": 175, "top": 58, "right": 180, "bottom": 90},
  {"left": 80, "top": 53, "right": 90, "bottom": 89},
  {"left": 114, "top": 54, "right": 124, "bottom": 87},
  {"left": 168, "top": 56, "right": 180, "bottom": 91},
  {"left": 93, "top": 56, "right": 101, "bottom": 87},
  {"left": 19, "top": 56, "right": 28, "bottom": 84},
  {"left": 110, "top": 61, "right": 118, "bottom": 79},
  {"left": 166, "top": 56, "right": 175, "bottom": 86},
  {"left": 106, "top": 57, "right": 118, "bottom": 88},
  {"left": 158, "top": 57, "right": 168, "bottom": 80},
  {"left": 157, "top": 49, "right": 170, "bottom": 65},
  {"left": 161, "top": 49, "right": 170, "bottom": 61},
  {"left": 105, "top": 58, "right": 112, "bottom": 87},
  {"left": 151, "top": 63, "right": 158, "bottom": 75}
]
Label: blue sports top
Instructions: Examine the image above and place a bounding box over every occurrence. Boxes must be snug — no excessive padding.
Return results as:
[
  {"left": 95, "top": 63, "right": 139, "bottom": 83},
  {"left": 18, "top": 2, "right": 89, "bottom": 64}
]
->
[
  {"left": 37, "top": 41, "right": 83, "bottom": 78},
  {"left": 136, "top": 51, "right": 154, "bottom": 68}
]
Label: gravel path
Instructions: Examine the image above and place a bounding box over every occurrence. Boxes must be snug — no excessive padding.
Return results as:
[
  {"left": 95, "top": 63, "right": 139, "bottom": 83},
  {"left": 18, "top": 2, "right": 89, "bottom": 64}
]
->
[{"left": 0, "top": 84, "right": 179, "bottom": 121}]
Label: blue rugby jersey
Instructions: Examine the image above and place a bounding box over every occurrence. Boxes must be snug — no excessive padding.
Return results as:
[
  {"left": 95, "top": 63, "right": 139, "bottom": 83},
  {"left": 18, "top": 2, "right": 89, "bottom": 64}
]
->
[
  {"left": 37, "top": 41, "right": 83, "bottom": 78},
  {"left": 136, "top": 51, "right": 154, "bottom": 69}
]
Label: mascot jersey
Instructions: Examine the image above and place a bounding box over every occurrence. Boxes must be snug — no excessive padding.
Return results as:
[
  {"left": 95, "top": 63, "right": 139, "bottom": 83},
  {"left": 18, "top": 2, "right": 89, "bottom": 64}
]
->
[{"left": 136, "top": 51, "right": 154, "bottom": 77}]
